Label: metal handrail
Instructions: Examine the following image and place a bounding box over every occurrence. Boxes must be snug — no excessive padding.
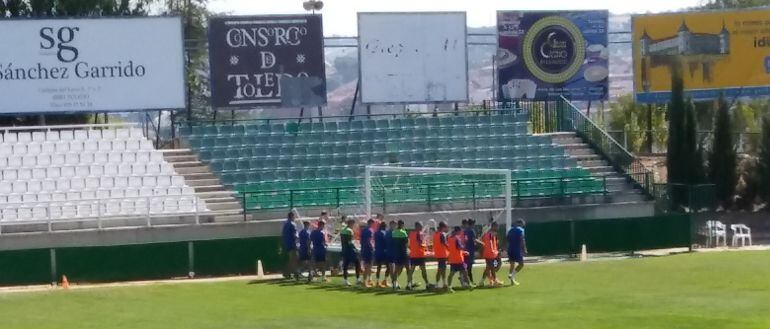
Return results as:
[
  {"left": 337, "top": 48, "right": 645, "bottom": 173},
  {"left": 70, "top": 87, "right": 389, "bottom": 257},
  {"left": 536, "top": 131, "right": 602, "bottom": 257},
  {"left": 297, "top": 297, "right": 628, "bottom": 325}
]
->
[
  {"left": 0, "top": 194, "right": 208, "bottom": 234},
  {"left": 558, "top": 96, "right": 655, "bottom": 198},
  {"left": 0, "top": 123, "right": 137, "bottom": 132},
  {"left": 177, "top": 106, "right": 527, "bottom": 127}
]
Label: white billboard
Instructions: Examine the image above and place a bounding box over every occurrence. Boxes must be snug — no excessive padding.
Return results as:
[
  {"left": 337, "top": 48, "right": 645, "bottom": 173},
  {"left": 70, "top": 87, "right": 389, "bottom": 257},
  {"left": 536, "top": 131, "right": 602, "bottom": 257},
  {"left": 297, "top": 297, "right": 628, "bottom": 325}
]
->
[
  {"left": 0, "top": 17, "right": 185, "bottom": 113},
  {"left": 358, "top": 12, "right": 468, "bottom": 104}
]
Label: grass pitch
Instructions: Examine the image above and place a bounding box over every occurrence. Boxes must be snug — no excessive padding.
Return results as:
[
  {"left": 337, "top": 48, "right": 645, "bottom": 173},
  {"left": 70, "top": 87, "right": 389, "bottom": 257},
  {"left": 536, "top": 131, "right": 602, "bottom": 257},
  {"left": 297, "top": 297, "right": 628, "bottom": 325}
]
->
[{"left": 2, "top": 251, "right": 770, "bottom": 329}]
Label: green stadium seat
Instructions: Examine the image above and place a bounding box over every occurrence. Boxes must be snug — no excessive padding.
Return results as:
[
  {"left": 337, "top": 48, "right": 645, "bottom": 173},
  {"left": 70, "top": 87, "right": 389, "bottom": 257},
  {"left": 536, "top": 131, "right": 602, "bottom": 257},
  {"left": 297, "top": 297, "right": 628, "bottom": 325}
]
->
[{"left": 184, "top": 111, "right": 599, "bottom": 208}]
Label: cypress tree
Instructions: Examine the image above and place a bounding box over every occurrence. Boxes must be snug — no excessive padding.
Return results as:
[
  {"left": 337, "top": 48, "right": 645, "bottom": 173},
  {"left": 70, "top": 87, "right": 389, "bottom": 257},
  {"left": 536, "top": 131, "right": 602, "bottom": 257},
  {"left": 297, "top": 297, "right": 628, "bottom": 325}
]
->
[
  {"left": 684, "top": 99, "right": 705, "bottom": 185},
  {"left": 757, "top": 116, "right": 770, "bottom": 204},
  {"left": 667, "top": 63, "right": 685, "bottom": 185},
  {"left": 708, "top": 95, "right": 737, "bottom": 208}
]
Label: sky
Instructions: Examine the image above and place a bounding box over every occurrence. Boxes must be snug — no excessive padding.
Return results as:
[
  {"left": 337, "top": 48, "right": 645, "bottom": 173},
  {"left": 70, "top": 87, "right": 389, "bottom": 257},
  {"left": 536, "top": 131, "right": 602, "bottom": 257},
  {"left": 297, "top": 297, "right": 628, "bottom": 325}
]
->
[{"left": 209, "top": 0, "right": 705, "bottom": 36}]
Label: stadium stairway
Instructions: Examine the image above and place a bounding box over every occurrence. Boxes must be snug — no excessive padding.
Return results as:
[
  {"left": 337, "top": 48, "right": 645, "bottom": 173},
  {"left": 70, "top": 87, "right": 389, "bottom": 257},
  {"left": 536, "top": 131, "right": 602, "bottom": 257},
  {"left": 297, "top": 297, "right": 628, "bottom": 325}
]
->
[
  {"left": 160, "top": 148, "right": 244, "bottom": 223},
  {"left": 550, "top": 132, "right": 650, "bottom": 204}
]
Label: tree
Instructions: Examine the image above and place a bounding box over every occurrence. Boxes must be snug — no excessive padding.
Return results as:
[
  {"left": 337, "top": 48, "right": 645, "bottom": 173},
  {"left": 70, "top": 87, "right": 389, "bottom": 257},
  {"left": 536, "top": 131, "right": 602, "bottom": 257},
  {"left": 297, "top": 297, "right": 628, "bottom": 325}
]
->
[
  {"left": 700, "top": 0, "right": 770, "bottom": 9},
  {"left": 708, "top": 95, "right": 737, "bottom": 207},
  {"left": 757, "top": 116, "right": 770, "bottom": 204},
  {"left": 608, "top": 95, "right": 666, "bottom": 154},
  {"left": 684, "top": 98, "right": 706, "bottom": 185},
  {"left": 667, "top": 63, "right": 686, "bottom": 185}
]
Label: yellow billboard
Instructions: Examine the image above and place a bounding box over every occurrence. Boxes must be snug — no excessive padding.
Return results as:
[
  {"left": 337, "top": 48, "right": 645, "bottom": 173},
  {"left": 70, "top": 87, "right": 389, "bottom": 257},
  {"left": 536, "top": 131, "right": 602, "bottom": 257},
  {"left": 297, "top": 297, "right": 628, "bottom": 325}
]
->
[{"left": 633, "top": 9, "right": 770, "bottom": 103}]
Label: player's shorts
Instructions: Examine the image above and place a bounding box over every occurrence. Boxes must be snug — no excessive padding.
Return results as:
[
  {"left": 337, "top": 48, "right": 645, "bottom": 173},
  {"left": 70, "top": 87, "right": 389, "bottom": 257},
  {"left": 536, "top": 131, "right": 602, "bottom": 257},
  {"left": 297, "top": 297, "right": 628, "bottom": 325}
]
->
[
  {"left": 449, "top": 263, "right": 466, "bottom": 272},
  {"left": 375, "top": 252, "right": 389, "bottom": 265},
  {"left": 485, "top": 258, "right": 498, "bottom": 267},
  {"left": 313, "top": 252, "right": 326, "bottom": 263},
  {"left": 393, "top": 254, "right": 408, "bottom": 266},
  {"left": 464, "top": 255, "right": 475, "bottom": 265},
  {"left": 436, "top": 258, "right": 448, "bottom": 270},
  {"left": 409, "top": 258, "right": 425, "bottom": 266},
  {"left": 342, "top": 251, "right": 359, "bottom": 264},
  {"left": 361, "top": 250, "right": 374, "bottom": 264},
  {"left": 508, "top": 250, "right": 524, "bottom": 263},
  {"left": 298, "top": 249, "right": 311, "bottom": 261}
]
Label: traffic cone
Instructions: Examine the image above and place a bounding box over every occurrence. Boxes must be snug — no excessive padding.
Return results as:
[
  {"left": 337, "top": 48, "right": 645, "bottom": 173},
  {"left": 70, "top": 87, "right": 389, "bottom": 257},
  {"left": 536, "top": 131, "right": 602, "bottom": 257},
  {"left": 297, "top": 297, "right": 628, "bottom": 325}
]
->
[
  {"left": 61, "top": 275, "right": 70, "bottom": 289},
  {"left": 580, "top": 244, "right": 588, "bottom": 262},
  {"left": 257, "top": 260, "right": 265, "bottom": 279}
]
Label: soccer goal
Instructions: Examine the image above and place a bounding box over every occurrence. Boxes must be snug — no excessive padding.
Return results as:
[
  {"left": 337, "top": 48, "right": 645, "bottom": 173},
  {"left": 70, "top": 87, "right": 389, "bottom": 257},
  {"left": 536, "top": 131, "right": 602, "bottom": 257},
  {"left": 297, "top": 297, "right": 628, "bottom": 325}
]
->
[{"left": 364, "top": 165, "right": 513, "bottom": 230}]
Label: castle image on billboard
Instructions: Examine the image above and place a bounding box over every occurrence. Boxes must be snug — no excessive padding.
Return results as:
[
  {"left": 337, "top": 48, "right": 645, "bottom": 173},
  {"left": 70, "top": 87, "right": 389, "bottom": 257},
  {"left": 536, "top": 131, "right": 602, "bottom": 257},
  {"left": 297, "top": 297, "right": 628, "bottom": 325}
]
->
[{"left": 638, "top": 20, "right": 730, "bottom": 91}]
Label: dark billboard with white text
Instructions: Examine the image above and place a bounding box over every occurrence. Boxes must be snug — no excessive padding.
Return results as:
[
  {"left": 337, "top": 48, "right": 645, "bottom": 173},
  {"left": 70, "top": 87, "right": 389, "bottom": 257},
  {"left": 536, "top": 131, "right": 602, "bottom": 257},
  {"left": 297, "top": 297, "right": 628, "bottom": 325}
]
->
[{"left": 208, "top": 15, "right": 327, "bottom": 108}]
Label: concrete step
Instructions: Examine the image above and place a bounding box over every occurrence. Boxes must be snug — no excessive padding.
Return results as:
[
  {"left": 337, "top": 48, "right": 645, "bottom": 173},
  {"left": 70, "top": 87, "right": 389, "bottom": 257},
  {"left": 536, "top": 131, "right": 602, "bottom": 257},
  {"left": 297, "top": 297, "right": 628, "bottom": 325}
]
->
[
  {"left": 198, "top": 190, "right": 239, "bottom": 198},
  {"left": 194, "top": 185, "right": 228, "bottom": 193},
  {"left": 164, "top": 154, "right": 199, "bottom": 163},
  {"left": 183, "top": 172, "right": 217, "bottom": 180},
  {"left": 206, "top": 202, "right": 242, "bottom": 211},
  {"left": 171, "top": 161, "right": 205, "bottom": 168},
  {"left": 584, "top": 166, "right": 615, "bottom": 174},
  {"left": 214, "top": 214, "right": 248, "bottom": 223},
  {"left": 175, "top": 166, "right": 210, "bottom": 175},
  {"left": 578, "top": 159, "right": 607, "bottom": 168},
  {"left": 186, "top": 179, "right": 221, "bottom": 187},
  {"left": 201, "top": 196, "right": 241, "bottom": 204},
  {"left": 160, "top": 149, "right": 194, "bottom": 156}
]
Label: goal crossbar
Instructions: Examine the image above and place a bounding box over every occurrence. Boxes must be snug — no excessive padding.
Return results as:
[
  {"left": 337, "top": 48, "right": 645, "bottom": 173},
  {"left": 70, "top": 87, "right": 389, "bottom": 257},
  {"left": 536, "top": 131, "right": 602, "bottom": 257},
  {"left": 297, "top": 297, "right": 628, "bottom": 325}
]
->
[{"left": 364, "top": 165, "right": 513, "bottom": 230}]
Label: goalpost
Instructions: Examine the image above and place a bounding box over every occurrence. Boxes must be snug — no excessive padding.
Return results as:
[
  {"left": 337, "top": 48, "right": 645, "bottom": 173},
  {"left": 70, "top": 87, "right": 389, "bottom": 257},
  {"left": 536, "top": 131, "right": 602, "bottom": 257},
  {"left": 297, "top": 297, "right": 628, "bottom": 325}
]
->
[{"left": 364, "top": 165, "right": 513, "bottom": 230}]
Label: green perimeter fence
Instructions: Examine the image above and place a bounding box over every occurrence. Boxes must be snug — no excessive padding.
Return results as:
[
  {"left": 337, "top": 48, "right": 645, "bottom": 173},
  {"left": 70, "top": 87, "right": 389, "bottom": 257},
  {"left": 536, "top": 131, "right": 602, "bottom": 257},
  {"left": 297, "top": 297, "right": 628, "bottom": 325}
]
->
[
  {"left": 240, "top": 176, "right": 608, "bottom": 212},
  {"left": 0, "top": 215, "right": 691, "bottom": 286}
]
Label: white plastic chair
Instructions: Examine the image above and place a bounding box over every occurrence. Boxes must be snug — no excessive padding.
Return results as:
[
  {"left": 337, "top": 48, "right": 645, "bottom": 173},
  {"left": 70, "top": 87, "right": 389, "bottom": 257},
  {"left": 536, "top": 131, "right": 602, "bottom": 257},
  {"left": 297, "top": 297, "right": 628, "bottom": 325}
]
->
[
  {"left": 41, "top": 142, "right": 55, "bottom": 154},
  {"left": 36, "top": 154, "right": 51, "bottom": 166},
  {"left": 27, "top": 181, "right": 42, "bottom": 193},
  {"left": 18, "top": 168, "right": 32, "bottom": 180},
  {"left": 54, "top": 141, "right": 68, "bottom": 153},
  {"left": 46, "top": 131, "right": 60, "bottom": 142},
  {"left": 32, "top": 168, "right": 46, "bottom": 180},
  {"left": 27, "top": 143, "right": 41, "bottom": 155},
  {"left": 101, "top": 129, "right": 116, "bottom": 140},
  {"left": 59, "top": 130, "right": 73, "bottom": 141},
  {"left": 73, "top": 130, "right": 88, "bottom": 141},
  {"left": 22, "top": 155, "right": 36, "bottom": 167},
  {"left": 706, "top": 220, "right": 727, "bottom": 247},
  {"left": 730, "top": 224, "right": 752, "bottom": 247},
  {"left": 17, "top": 132, "right": 32, "bottom": 143},
  {"left": 41, "top": 180, "right": 56, "bottom": 192},
  {"left": 0, "top": 182, "right": 11, "bottom": 194},
  {"left": 4, "top": 132, "right": 18, "bottom": 143},
  {"left": 32, "top": 131, "right": 46, "bottom": 142}
]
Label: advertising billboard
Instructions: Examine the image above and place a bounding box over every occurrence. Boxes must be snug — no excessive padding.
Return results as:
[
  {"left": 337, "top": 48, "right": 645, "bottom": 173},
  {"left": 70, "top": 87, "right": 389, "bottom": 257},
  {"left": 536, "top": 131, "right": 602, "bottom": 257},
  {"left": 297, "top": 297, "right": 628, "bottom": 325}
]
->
[
  {"left": 497, "top": 10, "right": 609, "bottom": 101},
  {"left": 208, "top": 15, "right": 327, "bottom": 108},
  {"left": 633, "top": 9, "right": 770, "bottom": 103},
  {"left": 358, "top": 12, "right": 468, "bottom": 104},
  {"left": 0, "top": 17, "right": 185, "bottom": 113}
]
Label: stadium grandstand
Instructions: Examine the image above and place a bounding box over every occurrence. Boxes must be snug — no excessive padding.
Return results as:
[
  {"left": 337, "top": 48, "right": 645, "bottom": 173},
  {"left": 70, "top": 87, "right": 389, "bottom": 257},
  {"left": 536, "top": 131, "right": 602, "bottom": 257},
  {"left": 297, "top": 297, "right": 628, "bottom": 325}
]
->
[
  {"left": 0, "top": 124, "right": 244, "bottom": 235},
  {"left": 178, "top": 104, "right": 654, "bottom": 222}
]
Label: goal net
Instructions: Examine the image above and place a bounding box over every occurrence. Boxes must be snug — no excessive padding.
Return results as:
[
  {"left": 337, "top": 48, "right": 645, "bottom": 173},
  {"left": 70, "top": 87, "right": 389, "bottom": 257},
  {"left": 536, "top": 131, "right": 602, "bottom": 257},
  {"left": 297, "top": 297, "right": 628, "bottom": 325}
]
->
[{"left": 363, "top": 165, "right": 513, "bottom": 231}]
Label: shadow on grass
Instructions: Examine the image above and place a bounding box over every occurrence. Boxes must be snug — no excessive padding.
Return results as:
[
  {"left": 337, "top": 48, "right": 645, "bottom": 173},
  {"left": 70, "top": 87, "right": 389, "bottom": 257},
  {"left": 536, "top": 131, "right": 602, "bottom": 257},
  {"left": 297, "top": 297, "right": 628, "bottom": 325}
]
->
[{"left": 249, "top": 277, "right": 508, "bottom": 297}]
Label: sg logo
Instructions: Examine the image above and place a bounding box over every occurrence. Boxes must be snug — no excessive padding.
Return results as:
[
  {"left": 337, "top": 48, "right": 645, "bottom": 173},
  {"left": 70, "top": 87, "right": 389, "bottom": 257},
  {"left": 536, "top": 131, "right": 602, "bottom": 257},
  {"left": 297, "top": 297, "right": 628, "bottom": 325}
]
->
[{"left": 39, "top": 26, "right": 80, "bottom": 63}]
